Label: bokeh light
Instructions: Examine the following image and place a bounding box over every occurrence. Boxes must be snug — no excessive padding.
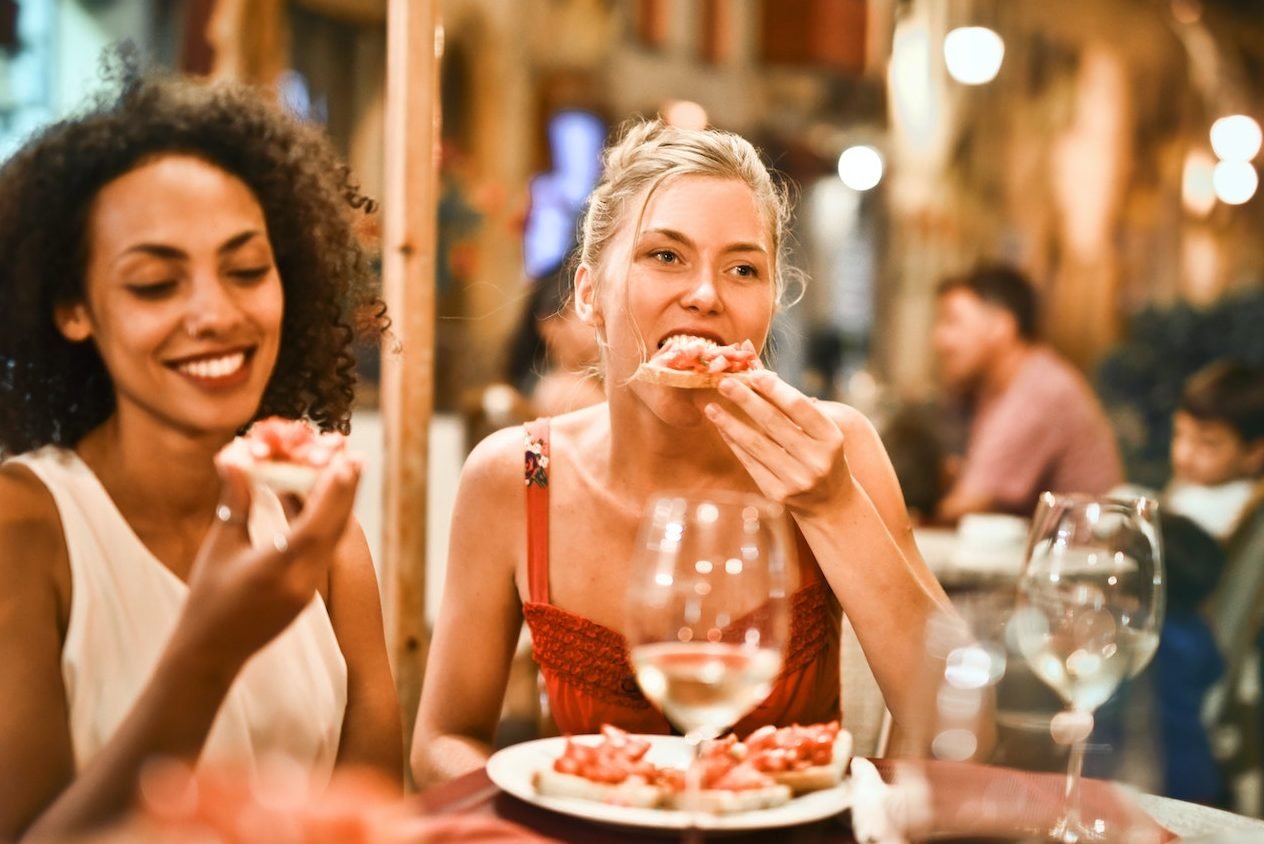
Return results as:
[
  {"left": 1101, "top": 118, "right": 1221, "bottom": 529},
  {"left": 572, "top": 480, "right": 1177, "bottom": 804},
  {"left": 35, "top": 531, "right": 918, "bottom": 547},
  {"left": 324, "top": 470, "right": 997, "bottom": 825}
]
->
[
  {"left": 1212, "top": 159, "right": 1258, "bottom": 205},
  {"left": 1210, "top": 114, "right": 1262, "bottom": 163},
  {"left": 837, "top": 145, "right": 884, "bottom": 191},
  {"left": 943, "top": 27, "right": 1005, "bottom": 86}
]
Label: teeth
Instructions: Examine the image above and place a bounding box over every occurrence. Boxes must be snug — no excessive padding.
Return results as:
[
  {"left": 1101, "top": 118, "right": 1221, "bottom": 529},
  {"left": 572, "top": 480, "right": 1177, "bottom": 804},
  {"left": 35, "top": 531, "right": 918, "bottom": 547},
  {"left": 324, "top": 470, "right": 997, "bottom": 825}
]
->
[
  {"left": 663, "top": 334, "right": 719, "bottom": 349},
  {"left": 176, "top": 352, "right": 246, "bottom": 379}
]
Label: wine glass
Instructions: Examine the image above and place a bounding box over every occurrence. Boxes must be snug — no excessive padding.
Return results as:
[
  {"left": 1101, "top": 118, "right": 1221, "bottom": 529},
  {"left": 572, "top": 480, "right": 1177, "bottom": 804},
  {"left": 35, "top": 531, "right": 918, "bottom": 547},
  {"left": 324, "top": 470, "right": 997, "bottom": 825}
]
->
[
  {"left": 1013, "top": 492, "right": 1164, "bottom": 843},
  {"left": 625, "top": 490, "right": 791, "bottom": 830}
]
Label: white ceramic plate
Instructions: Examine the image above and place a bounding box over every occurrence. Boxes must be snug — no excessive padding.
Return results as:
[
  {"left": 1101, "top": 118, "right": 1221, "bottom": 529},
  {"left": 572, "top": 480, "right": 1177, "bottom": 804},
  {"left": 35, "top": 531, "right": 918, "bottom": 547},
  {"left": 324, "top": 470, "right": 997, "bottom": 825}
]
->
[{"left": 486, "top": 734, "right": 851, "bottom": 832}]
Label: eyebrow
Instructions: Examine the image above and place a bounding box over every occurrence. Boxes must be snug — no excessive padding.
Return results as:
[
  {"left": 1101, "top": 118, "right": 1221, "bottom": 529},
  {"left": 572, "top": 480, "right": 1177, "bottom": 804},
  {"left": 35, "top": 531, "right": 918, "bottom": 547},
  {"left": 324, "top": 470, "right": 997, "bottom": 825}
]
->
[
  {"left": 639, "top": 227, "right": 768, "bottom": 255},
  {"left": 115, "top": 230, "right": 267, "bottom": 263}
]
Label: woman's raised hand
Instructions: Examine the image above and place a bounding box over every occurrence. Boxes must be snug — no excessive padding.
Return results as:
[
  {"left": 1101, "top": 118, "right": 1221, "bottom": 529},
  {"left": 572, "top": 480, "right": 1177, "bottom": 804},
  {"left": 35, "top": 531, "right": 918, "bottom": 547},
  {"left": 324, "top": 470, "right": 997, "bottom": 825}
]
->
[
  {"left": 176, "top": 450, "right": 363, "bottom": 671},
  {"left": 705, "top": 372, "right": 853, "bottom": 516}
]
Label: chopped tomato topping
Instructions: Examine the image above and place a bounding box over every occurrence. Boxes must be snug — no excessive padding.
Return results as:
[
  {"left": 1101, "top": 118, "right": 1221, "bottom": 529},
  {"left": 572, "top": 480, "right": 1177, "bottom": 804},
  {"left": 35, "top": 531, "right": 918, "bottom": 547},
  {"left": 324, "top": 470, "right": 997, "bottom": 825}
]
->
[
  {"left": 649, "top": 338, "right": 761, "bottom": 374},
  {"left": 553, "top": 725, "right": 663, "bottom": 785},
  {"left": 246, "top": 417, "right": 345, "bottom": 466},
  {"left": 743, "top": 721, "right": 841, "bottom": 772}
]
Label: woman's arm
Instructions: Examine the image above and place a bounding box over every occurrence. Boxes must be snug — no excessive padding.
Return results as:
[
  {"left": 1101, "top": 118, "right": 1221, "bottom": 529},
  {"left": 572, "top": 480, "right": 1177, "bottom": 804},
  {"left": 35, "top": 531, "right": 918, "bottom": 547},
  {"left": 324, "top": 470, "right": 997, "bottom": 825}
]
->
[
  {"left": 0, "top": 468, "right": 83, "bottom": 840},
  {"left": 3, "top": 454, "right": 363, "bottom": 842},
  {"left": 327, "top": 519, "right": 403, "bottom": 784},
  {"left": 705, "top": 373, "right": 952, "bottom": 733},
  {"left": 410, "top": 428, "right": 526, "bottom": 787}
]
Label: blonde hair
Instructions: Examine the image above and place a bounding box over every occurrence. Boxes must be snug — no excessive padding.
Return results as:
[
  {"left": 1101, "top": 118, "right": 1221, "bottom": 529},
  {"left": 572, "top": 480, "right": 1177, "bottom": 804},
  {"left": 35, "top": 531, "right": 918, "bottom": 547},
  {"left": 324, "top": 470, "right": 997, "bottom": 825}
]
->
[{"left": 578, "top": 118, "right": 801, "bottom": 308}]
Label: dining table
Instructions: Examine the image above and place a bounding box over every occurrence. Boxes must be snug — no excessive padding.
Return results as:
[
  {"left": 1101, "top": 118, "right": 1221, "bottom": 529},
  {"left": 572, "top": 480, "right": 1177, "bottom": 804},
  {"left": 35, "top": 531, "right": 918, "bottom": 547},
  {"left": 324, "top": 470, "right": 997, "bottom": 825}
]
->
[{"left": 412, "top": 754, "right": 1264, "bottom": 842}]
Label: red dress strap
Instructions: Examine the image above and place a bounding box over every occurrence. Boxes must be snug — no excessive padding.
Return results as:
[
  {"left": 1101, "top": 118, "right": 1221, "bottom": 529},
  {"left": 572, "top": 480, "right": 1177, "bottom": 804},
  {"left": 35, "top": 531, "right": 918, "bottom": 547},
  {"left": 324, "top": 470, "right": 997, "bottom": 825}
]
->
[{"left": 524, "top": 418, "right": 552, "bottom": 604}]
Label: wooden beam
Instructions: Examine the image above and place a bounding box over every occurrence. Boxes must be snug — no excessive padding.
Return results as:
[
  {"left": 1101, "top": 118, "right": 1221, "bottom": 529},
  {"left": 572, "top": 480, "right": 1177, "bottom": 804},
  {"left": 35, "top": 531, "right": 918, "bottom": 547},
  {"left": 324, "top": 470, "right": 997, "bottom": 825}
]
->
[
  {"left": 381, "top": 0, "right": 440, "bottom": 776},
  {"left": 293, "top": 0, "right": 387, "bottom": 25}
]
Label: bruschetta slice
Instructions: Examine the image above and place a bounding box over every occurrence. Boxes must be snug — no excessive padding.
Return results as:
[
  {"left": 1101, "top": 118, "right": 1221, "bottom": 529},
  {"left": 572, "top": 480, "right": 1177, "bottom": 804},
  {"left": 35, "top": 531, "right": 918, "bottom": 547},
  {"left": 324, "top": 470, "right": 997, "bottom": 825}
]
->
[{"left": 634, "top": 336, "right": 764, "bottom": 389}]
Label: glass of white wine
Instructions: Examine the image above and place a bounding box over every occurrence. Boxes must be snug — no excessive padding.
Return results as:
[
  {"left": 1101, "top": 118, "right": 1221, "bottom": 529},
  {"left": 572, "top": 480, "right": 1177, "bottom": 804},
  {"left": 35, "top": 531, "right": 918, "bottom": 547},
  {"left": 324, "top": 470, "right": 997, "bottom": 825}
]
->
[
  {"left": 1013, "top": 492, "right": 1164, "bottom": 843},
  {"left": 626, "top": 490, "right": 790, "bottom": 830}
]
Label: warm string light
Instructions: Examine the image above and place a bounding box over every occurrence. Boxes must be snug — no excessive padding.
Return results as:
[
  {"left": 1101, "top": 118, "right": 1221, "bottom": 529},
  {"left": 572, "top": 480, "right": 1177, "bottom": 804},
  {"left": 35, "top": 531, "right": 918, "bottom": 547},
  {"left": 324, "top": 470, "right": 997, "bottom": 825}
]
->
[
  {"left": 1206, "top": 114, "right": 1260, "bottom": 205},
  {"left": 943, "top": 26, "right": 1005, "bottom": 86},
  {"left": 837, "top": 145, "right": 884, "bottom": 191}
]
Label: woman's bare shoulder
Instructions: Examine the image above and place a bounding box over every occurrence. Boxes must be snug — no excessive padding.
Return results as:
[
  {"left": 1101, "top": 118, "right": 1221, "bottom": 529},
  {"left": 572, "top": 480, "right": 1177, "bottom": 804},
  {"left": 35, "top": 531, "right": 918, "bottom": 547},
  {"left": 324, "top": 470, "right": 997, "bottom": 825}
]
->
[
  {"left": 460, "top": 424, "right": 530, "bottom": 490},
  {"left": 0, "top": 461, "right": 67, "bottom": 589},
  {"left": 0, "top": 461, "right": 62, "bottom": 541},
  {"left": 460, "top": 406, "right": 606, "bottom": 489},
  {"left": 818, "top": 400, "right": 882, "bottom": 441}
]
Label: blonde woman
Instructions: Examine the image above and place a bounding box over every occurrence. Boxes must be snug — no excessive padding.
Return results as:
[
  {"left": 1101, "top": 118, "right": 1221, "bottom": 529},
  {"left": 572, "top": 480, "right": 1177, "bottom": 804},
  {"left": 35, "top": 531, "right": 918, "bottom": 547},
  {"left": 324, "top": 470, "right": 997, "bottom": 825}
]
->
[{"left": 412, "top": 119, "right": 949, "bottom": 785}]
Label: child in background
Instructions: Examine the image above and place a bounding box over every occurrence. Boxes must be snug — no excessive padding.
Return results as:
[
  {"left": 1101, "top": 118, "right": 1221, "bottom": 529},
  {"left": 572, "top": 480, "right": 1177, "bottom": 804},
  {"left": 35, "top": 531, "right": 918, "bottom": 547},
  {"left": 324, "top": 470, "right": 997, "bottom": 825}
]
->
[
  {"left": 1165, "top": 360, "right": 1264, "bottom": 541},
  {"left": 1150, "top": 514, "right": 1228, "bottom": 805}
]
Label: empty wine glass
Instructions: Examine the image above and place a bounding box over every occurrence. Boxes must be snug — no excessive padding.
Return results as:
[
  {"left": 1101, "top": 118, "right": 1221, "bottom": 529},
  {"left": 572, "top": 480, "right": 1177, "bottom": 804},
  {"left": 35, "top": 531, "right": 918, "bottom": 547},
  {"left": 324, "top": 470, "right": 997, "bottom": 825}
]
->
[
  {"left": 625, "top": 490, "right": 791, "bottom": 831},
  {"left": 1014, "top": 492, "right": 1164, "bottom": 843}
]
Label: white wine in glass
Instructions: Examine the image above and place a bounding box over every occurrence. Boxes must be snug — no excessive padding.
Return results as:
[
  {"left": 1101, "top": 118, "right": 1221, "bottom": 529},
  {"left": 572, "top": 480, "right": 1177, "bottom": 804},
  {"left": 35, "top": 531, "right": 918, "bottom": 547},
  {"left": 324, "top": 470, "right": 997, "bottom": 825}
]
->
[
  {"left": 1014, "top": 492, "right": 1164, "bottom": 844},
  {"left": 626, "top": 491, "right": 791, "bottom": 830}
]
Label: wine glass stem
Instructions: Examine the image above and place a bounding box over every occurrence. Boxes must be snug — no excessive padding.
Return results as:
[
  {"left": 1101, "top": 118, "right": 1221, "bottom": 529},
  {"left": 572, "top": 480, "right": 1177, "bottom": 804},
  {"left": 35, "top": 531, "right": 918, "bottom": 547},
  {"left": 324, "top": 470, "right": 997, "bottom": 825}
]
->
[
  {"left": 682, "top": 732, "right": 706, "bottom": 844},
  {"left": 1055, "top": 736, "right": 1089, "bottom": 844}
]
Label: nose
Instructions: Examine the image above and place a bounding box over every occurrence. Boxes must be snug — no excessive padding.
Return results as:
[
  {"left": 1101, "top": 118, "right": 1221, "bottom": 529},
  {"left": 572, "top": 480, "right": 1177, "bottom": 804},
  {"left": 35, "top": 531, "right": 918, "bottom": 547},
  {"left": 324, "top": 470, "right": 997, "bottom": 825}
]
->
[
  {"left": 184, "top": 276, "right": 243, "bottom": 338},
  {"left": 679, "top": 267, "right": 723, "bottom": 315}
]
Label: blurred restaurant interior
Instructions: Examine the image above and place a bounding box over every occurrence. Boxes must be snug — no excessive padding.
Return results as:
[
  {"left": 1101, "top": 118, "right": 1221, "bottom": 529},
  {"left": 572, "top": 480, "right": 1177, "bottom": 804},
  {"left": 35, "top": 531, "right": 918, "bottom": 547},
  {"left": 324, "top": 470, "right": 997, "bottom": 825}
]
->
[{"left": 6, "top": 0, "right": 1264, "bottom": 830}]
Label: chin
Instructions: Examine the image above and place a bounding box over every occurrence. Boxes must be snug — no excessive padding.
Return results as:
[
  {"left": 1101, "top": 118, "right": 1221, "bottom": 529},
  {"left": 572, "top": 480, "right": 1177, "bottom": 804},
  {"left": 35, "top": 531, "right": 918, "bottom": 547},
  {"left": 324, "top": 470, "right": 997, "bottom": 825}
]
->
[{"left": 632, "top": 382, "right": 711, "bottom": 428}]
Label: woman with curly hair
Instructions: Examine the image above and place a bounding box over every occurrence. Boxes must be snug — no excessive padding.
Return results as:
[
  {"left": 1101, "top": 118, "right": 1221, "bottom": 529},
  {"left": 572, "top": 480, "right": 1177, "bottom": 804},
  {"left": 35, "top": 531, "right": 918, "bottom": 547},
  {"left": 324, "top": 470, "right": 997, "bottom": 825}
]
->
[{"left": 0, "top": 63, "right": 401, "bottom": 840}]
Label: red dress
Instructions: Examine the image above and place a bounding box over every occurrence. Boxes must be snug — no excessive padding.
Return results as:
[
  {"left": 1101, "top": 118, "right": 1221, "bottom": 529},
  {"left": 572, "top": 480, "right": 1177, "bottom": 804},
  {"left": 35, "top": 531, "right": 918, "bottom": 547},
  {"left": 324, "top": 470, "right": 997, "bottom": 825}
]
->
[{"left": 520, "top": 419, "right": 842, "bottom": 737}]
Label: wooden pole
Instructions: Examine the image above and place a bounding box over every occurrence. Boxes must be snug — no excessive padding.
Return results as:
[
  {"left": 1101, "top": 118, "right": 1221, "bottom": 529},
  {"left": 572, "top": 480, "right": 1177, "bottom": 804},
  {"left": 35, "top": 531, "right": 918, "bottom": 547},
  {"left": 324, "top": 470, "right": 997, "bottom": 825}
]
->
[{"left": 381, "top": 0, "right": 440, "bottom": 773}]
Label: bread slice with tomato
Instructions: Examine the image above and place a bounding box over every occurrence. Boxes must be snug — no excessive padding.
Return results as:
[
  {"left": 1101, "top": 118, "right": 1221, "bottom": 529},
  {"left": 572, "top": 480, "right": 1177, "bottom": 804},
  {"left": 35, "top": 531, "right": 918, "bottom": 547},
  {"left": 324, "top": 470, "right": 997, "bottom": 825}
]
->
[
  {"left": 634, "top": 336, "right": 764, "bottom": 389},
  {"left": 532, "top": 726, "right": 668, "bottom": 809},
  {"left": 740, "top": 721, "right": 853, "bottom": 794},
  {"left": 217, "top": 416, "right": 347, "bottom": 497},
  {"left": 659, "top": 734, "right": 793, "bottom": 812}
]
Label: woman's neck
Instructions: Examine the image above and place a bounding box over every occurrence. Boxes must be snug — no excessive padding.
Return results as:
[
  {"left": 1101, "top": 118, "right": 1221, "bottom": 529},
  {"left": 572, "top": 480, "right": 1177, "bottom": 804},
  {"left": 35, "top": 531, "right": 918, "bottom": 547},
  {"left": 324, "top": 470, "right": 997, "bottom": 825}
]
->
[
  {"left": 74, "top": 414, "right": 231, "bottom": 525},
  {"left": 603, "top": 392, "right": 755, "bottom": 498}
]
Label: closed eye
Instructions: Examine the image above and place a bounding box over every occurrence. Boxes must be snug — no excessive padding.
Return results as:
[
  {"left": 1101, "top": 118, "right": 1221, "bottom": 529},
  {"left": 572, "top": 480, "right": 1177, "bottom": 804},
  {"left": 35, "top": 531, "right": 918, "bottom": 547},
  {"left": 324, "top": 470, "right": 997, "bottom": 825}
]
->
[
  {"left": 126, "top": 281, "right": 178, "bottom": 300},
  {"left": 227, "top": 265, "right": 273, "bottom": 283}
]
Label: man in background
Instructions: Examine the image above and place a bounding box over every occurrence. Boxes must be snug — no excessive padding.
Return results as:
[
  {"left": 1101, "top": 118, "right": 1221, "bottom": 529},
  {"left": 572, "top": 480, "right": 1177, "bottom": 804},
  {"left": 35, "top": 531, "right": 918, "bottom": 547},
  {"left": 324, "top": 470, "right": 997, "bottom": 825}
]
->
[{"left": 931, "top": 263, "right": 1122, "bottom": 523}]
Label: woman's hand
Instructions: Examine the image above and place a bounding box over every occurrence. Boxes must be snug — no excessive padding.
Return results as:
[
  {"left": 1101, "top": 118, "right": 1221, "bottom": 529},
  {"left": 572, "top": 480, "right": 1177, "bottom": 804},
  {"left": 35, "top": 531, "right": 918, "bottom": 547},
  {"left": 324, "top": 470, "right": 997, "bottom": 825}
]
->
[
  {"left": 174, "top": 451, "right": 363, "bottom": 672},
  {"left": 119, "top": 756, "right": 545, "bottom": 844},
  {"left": 704, "top": 372, "right": 853, "bottom": 516}
]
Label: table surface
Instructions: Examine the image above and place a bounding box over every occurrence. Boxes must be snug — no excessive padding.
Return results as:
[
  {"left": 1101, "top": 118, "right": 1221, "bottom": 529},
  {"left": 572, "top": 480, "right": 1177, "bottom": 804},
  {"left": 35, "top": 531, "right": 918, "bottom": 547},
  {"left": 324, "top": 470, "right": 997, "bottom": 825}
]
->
[
  {"left": 414, "top": 757, "right": 1264, "bottom": 843},
  {"left": 415, "top": 763, "right": 868, "bottom": 843}
]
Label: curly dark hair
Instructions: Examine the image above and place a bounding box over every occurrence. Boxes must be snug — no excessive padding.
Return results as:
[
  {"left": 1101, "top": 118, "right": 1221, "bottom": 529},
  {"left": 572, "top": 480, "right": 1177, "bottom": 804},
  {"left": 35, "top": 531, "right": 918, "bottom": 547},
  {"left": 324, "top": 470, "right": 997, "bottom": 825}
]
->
[{"left": 0, "top": 53, "right": 385, "bottom": 453}]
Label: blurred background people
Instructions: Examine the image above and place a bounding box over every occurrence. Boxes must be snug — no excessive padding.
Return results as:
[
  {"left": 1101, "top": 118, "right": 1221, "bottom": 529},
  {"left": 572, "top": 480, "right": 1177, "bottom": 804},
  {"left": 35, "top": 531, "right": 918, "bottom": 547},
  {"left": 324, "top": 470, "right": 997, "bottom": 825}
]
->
[
  {"left": 880, "top": 404, "right": 950, "bottom": 525},
  {"left": 931, "top": 263, "right": 1123, "bottom": 523},
  {"left": 1148, "top": 514, "right": 1229, "bottom": 806},
  {"left": 503, "top": 257, "right": 604, "bottom": 419},
  {"left": 1165, "top": 360, "right": 1264, "bottom": 541}
]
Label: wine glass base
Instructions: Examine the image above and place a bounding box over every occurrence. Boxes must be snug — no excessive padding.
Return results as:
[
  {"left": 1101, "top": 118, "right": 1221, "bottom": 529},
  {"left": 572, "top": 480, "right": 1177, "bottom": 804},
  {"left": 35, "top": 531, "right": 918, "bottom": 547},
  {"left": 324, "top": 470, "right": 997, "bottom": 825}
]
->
[{"left": 1047, "top": 814, "right": 1108, "bottom": 844}]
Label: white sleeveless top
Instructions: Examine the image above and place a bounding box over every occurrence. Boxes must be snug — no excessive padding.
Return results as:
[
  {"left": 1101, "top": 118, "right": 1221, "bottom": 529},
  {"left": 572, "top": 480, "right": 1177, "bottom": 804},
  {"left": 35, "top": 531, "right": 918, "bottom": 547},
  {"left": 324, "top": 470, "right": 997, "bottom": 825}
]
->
[{"left": 11, "top": 447, "right": 347, "bottom": 784}]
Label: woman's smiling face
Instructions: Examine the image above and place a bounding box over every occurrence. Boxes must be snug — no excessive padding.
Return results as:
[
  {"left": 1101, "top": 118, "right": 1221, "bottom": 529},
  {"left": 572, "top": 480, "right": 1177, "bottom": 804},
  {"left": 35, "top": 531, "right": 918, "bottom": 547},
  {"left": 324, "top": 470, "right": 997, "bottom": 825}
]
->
[
  {"left": 581, "top": 175, "right": 776, "bottom": 395},
  {"left": 56, "top": 154, "right": 284, "bottom": 439}
]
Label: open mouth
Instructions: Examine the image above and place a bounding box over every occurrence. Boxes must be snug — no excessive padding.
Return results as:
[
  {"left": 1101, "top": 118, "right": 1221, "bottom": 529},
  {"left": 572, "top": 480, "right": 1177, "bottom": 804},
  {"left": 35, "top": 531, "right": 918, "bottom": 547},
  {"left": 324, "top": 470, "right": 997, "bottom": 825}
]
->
[
  {"left": 657, "top": 331, "right": 726, "bottom": 350},
  {"left": 169, "top": 348, "right": 254, "bottom": 380}
]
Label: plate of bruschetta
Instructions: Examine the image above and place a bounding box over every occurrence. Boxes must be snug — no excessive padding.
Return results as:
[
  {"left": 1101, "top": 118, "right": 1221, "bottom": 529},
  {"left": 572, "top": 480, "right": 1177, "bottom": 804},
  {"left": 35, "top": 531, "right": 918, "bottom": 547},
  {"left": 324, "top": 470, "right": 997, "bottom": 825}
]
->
[{"left": 486, "top": 723, "right": 853, "bottom": 832}]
